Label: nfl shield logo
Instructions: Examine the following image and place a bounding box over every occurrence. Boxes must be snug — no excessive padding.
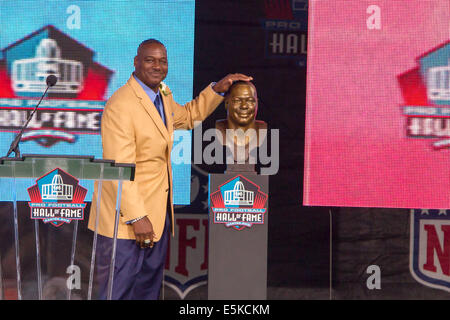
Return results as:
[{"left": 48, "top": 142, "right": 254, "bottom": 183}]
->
[{"left": 410, "top": 209, "right": 450, "bottom": 292}]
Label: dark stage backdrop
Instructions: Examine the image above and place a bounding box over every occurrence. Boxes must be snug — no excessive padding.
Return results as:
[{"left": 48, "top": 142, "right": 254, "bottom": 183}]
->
[
  {"left": 187, "top": 0, "right": 450, "bottom": 300},
  {"left": 188, "top": 0, "right": 332, "bottom": 297}
]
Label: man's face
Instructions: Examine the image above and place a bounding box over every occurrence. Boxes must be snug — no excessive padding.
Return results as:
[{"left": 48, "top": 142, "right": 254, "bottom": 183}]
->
[
  {"left": 225, "top": 84, "right": 258, "bottom": 127},
  {"left": 134, "top": 43, "right": 168, "bottom": 90}
]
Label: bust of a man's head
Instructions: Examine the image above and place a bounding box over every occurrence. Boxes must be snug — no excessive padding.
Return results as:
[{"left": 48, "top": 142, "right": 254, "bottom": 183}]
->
[
  {"left": 216, "top": 81, "right": 266, "bottom": 133},
  {"left": 215, "top": 81, "right": 267, "bottom": 167},
  {"left": 224, "top": 81, "right": 258, "bottom": 129}
]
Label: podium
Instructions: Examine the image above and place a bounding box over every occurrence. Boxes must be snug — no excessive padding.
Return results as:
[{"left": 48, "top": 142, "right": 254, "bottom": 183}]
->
[
  {"left": 0, "top": 155, "right": 135, "bottom": 300},
  {"left": 208, "top": 165, "right": 269, "bottom": 299}
]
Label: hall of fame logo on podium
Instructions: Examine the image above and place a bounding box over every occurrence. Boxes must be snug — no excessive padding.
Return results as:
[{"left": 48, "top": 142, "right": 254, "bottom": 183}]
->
[
  {"left": 210, "top": 175, "right": 268, "bottom": 230},
  {"left": 27, "top": 168, "right": 87, "bottom": 227}
]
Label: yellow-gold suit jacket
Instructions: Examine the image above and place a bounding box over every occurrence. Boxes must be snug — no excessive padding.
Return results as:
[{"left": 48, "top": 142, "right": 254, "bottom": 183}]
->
[{"left": 88, "top": 75, "right": 223, "bottom": 241}]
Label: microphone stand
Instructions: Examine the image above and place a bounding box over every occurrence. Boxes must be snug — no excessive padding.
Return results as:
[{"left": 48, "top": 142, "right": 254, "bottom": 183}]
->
[{"left": 5, "top": 85, "right": 52, "bottom": 158}]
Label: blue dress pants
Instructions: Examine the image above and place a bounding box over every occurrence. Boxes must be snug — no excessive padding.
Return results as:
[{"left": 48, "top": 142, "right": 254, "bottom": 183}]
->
[{"left": 95, "top": 214, "right": 170, "bottom": 300}]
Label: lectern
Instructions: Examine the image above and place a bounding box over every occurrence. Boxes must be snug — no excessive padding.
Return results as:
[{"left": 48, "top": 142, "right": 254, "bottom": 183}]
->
[{"left": 0, "top": 155, "right": 134, "bottom": 300}]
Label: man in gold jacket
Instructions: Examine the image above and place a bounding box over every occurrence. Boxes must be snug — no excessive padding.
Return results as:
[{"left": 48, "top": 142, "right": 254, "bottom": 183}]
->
[{"left": 89, "top": 39, "right": 252, "bottom": 299}]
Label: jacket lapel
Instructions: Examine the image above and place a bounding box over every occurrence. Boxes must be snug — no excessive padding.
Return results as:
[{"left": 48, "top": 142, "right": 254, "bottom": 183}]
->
[{"left": 127, "top": 76, "right": 170, "bottom": 142}]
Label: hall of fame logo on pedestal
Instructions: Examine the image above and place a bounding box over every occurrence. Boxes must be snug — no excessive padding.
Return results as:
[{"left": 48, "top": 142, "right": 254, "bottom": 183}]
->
[
  {"left": 27, "top": 168, "right": 87, "bottom": 227},
  {"left": 210, "top": 175, "right": 268, "bottom": 230}
]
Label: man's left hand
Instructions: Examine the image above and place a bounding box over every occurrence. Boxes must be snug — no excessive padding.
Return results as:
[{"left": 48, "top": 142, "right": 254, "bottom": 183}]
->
[{"left": 213, "top": 73, "right": 253, "bottom": 93}]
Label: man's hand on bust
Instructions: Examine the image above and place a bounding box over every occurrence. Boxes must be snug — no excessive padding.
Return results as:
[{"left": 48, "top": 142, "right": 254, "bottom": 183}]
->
[
  {"left": 213, "top": 73, "right": 253, "bottom": 94},
  {"left": 132, "top": 216, "right": 155, "bottom": 248}
]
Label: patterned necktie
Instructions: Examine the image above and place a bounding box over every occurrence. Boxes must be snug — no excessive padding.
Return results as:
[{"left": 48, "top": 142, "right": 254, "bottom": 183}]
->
[{"left": 154, "top": 94, "right": 166, "bottom": 126}]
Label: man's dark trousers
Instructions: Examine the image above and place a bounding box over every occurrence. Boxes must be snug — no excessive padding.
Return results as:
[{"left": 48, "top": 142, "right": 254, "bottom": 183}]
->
[{"left": 95, "top": 213, "right": 170, "bottom": 300}]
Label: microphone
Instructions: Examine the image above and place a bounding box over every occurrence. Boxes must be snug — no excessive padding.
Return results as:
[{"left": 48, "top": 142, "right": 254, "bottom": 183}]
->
[
  {"left": 5, "top": 75, "right": 58, "bottom": 158},
  {"left": 46, "top": 74, "right": 57, "bottom": 87}
]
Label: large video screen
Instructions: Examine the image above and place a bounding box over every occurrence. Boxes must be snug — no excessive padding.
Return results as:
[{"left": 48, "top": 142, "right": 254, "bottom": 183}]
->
[
  {"left": 304, "top": 0, "right": 450, "bottom": 208},
  {"left": 0, "top": 0, "right": 195, "bottom": 204}
]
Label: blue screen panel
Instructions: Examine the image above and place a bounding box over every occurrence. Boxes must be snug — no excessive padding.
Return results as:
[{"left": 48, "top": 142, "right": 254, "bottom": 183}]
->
[{"left": 0, "top": 0, "right": 195, "bottom": 204}]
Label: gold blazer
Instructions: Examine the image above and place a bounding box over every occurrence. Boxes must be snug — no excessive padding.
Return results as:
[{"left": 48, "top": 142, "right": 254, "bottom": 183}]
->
[{"left": 88, "top": 75, "right": 223, "bottom": 240}]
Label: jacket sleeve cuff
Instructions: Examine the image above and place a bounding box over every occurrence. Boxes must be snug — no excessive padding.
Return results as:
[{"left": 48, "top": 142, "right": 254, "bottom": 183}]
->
[{"left": 210, "top": 82, "right": 225, "bottom": 96}]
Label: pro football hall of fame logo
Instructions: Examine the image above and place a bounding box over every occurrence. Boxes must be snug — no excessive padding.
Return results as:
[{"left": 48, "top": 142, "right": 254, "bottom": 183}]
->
[
  {"left": 0, "top": 25, "right": 113, "bottom": 148},
  {"left": 263, "top": 0, "right": 308, "bottom": 67},
  {"left": 27, "top": 168, "right": 87, "bottom": 227},
  {"left": 398, "top": 41, "right": 450, "bottom": 150},
  {"left": 210, "top": 175, "right": 268, "bottom": 230}
]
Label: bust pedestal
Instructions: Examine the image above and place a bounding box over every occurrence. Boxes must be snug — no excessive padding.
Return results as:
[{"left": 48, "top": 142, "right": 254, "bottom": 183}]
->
[{"left": 207, "top": 162, "right": 269, "bottom": 300}]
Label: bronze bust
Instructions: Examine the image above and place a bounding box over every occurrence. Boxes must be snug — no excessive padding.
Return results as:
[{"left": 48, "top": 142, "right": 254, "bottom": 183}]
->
[{"left": 215, "top": 81, "right": 267, "bottom": 168}]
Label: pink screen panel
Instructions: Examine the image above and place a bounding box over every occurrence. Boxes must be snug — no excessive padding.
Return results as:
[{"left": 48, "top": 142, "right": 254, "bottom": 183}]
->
[{"left": 304, "top": 0, "right": 450, "bottom": 208}]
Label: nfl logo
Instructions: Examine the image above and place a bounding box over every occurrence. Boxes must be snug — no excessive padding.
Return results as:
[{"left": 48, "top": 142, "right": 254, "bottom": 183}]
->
[{"left": 410, "top": 209, "right": 450, "bottom": 292}]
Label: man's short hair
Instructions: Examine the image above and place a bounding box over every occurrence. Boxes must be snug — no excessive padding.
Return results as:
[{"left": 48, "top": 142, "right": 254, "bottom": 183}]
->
[{"left": 137, "top": 39, "right": 165, "bottom": 54}]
